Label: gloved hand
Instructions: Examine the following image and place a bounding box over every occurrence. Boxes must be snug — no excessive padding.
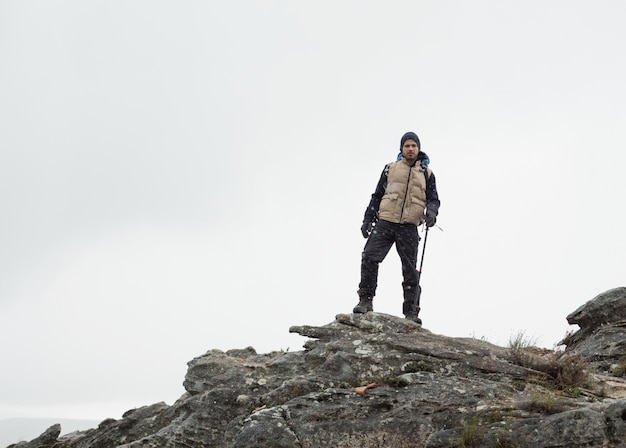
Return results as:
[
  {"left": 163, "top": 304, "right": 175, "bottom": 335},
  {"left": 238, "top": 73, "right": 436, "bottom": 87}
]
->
[
  {"left": 425, "top": 210, "right": 437, "bottom": 228},
  {"left": 361, "top": 221, "right": 375, "bottom": 238}
]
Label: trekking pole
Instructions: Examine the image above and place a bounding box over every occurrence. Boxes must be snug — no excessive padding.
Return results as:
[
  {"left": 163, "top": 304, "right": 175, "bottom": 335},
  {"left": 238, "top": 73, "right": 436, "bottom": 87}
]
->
[
  {"left": 414, "top": 226, "right": 429, "bottom": 309},
  {"left": 417, "top": 226, "right": 429, "bottom": 282}
]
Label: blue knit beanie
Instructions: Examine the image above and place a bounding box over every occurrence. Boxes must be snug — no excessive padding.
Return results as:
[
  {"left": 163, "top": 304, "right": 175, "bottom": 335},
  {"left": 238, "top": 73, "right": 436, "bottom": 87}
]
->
[{"left": 400, "top": 131, "right": 420, "bottom": 150}]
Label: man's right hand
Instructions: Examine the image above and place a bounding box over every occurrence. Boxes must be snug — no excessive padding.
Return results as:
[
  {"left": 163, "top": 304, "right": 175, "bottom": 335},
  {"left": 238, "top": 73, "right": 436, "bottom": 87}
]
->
[{"left": 361, "top": 221, "right": 374, "bottom": 239}]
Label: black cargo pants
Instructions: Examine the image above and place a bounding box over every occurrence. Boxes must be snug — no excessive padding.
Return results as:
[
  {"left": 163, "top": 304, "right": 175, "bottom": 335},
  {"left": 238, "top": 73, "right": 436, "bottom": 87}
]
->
[{"left": 358, "top": 219, "right": 421, "bottom": 315}]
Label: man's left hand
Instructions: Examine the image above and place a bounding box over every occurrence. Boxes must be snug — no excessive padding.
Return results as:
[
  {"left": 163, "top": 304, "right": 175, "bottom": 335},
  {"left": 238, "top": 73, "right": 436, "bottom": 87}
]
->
[{"left": 425, "top": 210, "right": 437, "bottom": 228}]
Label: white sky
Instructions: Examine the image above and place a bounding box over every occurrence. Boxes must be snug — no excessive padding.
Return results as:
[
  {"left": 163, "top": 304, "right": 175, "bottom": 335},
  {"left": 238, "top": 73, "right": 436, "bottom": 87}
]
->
[{"left": 1, "top": 0, "right": 625, "bottom": 423}]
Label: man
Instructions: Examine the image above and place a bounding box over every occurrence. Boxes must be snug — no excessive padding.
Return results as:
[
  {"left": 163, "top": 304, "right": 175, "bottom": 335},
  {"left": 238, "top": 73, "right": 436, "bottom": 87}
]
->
[{"left": 354, "top": 131, "right": 440, "bottom": 325}]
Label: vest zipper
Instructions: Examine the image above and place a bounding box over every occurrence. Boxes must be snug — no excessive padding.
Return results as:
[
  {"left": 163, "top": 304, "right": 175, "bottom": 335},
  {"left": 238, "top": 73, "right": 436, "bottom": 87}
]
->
[{"left": 399, "top": 165, "right": 412, "bottom": 222}]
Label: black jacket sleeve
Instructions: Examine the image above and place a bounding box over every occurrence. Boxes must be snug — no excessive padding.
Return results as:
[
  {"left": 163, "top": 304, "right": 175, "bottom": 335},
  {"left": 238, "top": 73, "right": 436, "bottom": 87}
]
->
[
  {"left": 363, "top": 166, "right": 388, "bottom": 224},
  {"left": 426, "top": 172, "right": 441, "bottom": 216}
]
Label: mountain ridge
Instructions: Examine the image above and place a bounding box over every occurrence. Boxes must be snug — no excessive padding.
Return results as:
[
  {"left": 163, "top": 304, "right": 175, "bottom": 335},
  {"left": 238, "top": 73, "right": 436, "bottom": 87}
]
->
[{"left": 8, "top": 287, "right": 626, "bottom": 448}]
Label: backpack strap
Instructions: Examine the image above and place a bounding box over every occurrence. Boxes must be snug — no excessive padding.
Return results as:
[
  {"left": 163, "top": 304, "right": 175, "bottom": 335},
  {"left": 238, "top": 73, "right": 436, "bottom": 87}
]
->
[{"left": 421, "top": 161, "right": 431, "bottom": 184}]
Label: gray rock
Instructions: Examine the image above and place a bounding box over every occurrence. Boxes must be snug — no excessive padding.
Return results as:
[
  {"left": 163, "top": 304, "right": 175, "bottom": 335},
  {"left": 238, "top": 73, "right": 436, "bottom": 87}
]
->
[
  {"left": 12, "top": 287, "right": 626, "bottom": 448},
  {"left": 7, "top": 423, "right": 60, "bottom": 448},
  {"left": 567, "top": 287, "right": 626, "bottom": 328},
  {"left": 562, "top": 286, "right": 626, "bottom": 371}
]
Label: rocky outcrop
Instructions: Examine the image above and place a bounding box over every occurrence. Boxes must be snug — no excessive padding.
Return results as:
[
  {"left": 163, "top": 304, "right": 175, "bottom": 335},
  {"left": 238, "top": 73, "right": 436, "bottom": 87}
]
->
[
  {"left": 9, "top": 287, "right": 626, "bottom": 448},
  {"left": 561, "top": 287, "right": 626, "bottom": 370},
  {"left": 7, "top": 424, "right": 60, "bottom": 448}
]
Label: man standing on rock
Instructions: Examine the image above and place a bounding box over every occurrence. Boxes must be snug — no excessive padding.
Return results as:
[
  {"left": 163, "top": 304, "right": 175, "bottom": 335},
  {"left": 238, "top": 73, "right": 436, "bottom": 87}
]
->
[{"left": 354, "top": 131, "right": 440, "bottom": 325}]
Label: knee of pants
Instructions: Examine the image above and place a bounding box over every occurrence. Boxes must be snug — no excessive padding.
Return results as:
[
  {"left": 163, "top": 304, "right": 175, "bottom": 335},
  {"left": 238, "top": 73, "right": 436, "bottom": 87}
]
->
[{"left": 362, "top": 251, "right": 385, "bottom": 265}]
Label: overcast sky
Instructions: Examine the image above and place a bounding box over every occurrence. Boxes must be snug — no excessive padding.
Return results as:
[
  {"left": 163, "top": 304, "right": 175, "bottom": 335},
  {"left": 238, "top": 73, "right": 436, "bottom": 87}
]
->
[{"left": 1, "top": 0, "right": 625, "bottom": 425}]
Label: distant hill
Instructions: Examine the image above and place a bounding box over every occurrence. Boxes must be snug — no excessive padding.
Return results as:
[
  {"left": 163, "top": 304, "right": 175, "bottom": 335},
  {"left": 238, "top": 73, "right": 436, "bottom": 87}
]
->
[{"left": 0, "top": 418, "right": 98, "bottom": 447}]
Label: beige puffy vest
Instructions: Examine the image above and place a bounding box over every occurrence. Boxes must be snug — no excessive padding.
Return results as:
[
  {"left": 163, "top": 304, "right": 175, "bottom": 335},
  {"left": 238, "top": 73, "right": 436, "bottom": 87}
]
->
[{"left": 378, "top": 158, "right": 431, "bottom": 225}]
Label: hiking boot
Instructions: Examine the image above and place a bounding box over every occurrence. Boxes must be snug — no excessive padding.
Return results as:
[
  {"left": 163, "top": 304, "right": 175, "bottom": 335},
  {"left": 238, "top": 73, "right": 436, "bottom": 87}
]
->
[
  {"left": 404, "top": 303, "right": 422, "bottom": 325},
  {"left": 353, "top": 296, "right": 373, "bottom": 314},
  {"left": 405, "top": 314, "right": 422, "bottom": 325}
]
